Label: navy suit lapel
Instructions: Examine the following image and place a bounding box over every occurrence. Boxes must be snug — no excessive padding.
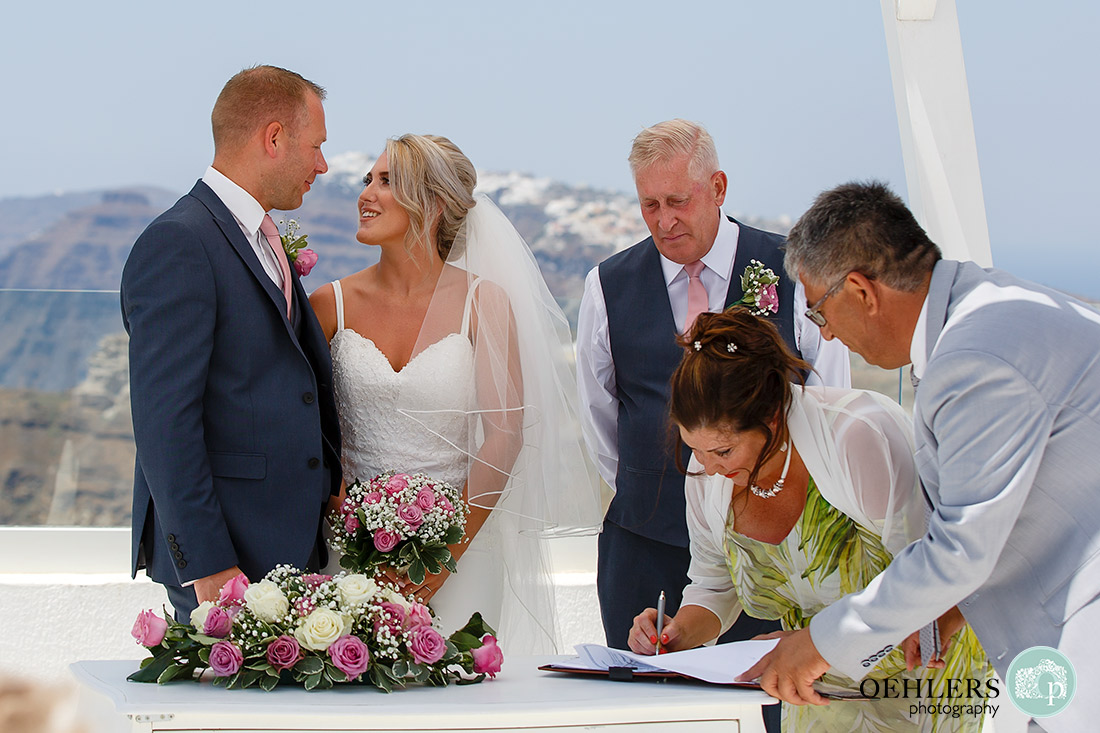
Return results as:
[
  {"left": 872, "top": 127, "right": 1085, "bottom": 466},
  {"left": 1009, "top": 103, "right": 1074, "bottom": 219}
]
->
[{"left": 189, "top": 181, "right": 303, "bottom": 346}]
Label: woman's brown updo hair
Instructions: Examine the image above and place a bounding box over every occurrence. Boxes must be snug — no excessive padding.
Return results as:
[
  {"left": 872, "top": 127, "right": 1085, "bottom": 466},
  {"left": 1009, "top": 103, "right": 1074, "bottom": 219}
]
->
[{"left": 670, "top": 306, "right": 812, "bottom": 489}]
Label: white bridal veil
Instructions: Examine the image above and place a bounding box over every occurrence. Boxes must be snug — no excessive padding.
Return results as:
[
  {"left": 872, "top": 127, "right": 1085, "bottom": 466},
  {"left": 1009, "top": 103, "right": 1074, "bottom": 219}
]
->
[{"left": 399, "top": 194, "right": 603, "bottom": 652}]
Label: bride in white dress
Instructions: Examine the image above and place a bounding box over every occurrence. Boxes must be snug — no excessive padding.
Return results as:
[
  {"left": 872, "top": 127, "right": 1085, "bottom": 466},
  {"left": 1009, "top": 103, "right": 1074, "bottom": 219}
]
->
[{"left": 309, "top": 134, "right": 601, "bottom": 654}]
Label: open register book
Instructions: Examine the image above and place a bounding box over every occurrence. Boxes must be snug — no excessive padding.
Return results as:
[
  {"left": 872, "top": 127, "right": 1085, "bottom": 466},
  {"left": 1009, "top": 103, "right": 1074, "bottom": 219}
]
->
[{"left": 540, "top": 641, "right": 869, "bottom": 699}]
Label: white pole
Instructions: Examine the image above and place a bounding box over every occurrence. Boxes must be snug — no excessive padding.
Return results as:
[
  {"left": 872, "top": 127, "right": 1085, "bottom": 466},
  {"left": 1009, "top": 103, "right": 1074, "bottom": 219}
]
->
[{"left": 880, "top": 0, "right": 992, "bottom": 266}]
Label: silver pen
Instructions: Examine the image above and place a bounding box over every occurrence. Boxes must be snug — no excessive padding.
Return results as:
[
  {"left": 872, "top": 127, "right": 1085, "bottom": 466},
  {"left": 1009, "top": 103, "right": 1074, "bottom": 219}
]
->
[{"left": 654, "top": 590, "right": 666, "bottom": 654}]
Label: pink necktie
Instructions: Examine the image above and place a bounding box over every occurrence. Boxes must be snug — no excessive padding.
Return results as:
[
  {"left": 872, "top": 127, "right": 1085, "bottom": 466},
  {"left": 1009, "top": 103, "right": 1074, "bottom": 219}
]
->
[
  {"left": 683, "top": 260, "right": 708, "bottom": 332},
  {"left": 260, "top": 214, "right": 293, "bottom": 319}
]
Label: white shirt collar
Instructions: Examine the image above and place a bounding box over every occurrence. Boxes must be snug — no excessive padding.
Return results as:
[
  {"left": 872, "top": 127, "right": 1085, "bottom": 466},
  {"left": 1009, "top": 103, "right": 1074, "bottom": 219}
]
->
[
  {"left": 910, "top": 294, "right": 931, "bottom": 379},
  {"left": 202, "top": 166, "right": 267, "bottom": 236},
  {"left": 658, "top": 213, "right": 739, "bottom": 285}
]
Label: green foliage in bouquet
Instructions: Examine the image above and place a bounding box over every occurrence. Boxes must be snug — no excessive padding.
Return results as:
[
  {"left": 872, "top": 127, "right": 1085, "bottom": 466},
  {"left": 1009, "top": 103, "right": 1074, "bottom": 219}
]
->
[{"left": 128, "top": 568, "right": 503, "bottom": 692}]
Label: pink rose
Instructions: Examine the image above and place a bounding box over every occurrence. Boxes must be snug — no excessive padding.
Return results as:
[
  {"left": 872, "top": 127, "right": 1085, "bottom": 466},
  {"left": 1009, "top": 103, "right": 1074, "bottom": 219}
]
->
[
  {"left": 406, "top": 602, "right": 433, "bottom": 629},
  {"left": 385, "top": 474, "right": 410, "bottom": 495},
  {"left": 373, "top": 603, "right": 405, "bottom": 637},
  {"left": 328, "top": 635, "right": 370, "bottom": 680},
  {"left": 408, "top": 626, "right": 446, "bottom": 665},
  {"left": 437, "top": 496, "right": 454, "bottom": 515},
  {"left": 373, "top": 528, "right": 400, "bottom": 552},
  {"left": 209, "top": 640, "right": 243, "bottom": 677},
  {"left": 344, "top": 514, "right": 360, "bottom": 534},
  {"left": 217, "top": 572, "right": 249, "bottom": 606},
  {"left": 301, "top": 574, "right": 332, "bottom": 590},
  {"left": 397, "top": 503, "right": 424, "bottom": 531},
  {"left": 203, "top": 605, "right": 234, "bottom": 638},
  {"left": 380, "top": 601, "right": 407, "bottom": 626},
  {"left": 131, "top": 609, "right": 167, "bottom": 647},
  {"left": 266, "top": 635, "right": 302, "bottom": 672},
  {"left": 757, "top": 283, "right": 779, "bottom": 314},
  {"left": 364, "top": 491, "right": 384, "bottom": 505},
  {"left": 415, "top": 487, "right": 435, "bottom": 511},
  {"left": 471, "top": 634, "right": 504, "bottom": 677},
  {"left": 293, "top": 248, "right": 318, "bottom": 277}
]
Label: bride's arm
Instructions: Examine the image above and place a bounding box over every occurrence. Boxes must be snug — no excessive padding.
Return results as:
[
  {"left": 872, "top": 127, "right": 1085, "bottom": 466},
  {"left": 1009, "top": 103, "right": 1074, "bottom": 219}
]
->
[{"left": 408, "top": 283, "right": 523, "bottom": 601}]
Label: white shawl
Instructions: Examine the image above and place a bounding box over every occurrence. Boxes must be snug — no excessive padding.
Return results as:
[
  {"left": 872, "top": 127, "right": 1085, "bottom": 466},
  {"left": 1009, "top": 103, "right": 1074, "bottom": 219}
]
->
[{"left": 681, "top": 386, "right": 926, "bottom": 633}]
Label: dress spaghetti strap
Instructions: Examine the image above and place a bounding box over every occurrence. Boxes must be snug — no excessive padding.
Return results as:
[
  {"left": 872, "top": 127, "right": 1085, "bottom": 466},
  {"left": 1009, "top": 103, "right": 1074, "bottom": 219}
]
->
[
  {"left": 331, "top": 280, "right": 346, "bottom": 331},
  {"left": 460, "top": 277, "right": 481, "bottom": 337}
]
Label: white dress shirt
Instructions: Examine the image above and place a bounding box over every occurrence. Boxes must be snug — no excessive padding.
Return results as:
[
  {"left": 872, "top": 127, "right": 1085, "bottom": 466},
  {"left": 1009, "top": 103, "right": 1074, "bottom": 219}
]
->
[
  {"left": 576, "top": 215, "right": 851, "bottom": 490},
  {"left": 201, "top": 166, "right": 287, "bottom": 292}
]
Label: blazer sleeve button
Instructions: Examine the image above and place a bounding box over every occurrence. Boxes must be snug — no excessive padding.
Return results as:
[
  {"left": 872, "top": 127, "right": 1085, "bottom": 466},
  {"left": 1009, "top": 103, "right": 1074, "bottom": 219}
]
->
[
  {"left": 177, "top": 560, "right": 187, "bottom": 569},
  {"left": 169, "top": 543, "right": 179, "bottom": 551},
  {"left": 303, "top": 392, "right": 315, "bottom": 404},
  {"left": 308, "top": 457, "right": 320, "bottom": 469},
  {"left": 166, "top": 534, "right": 176, "bottom": 542},
  {"left": 174, "top": 551, "right": 183, "bottom": 560}
]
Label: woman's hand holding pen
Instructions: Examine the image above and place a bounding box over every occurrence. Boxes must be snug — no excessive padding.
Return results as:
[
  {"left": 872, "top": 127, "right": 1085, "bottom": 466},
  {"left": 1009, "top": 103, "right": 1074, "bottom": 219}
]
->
[{"left": 628, "top": 607, "right": 677, "bottom": 655}]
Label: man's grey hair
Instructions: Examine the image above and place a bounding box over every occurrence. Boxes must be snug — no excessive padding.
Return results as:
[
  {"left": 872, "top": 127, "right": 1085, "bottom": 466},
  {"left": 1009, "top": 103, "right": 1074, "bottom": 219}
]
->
[
  {"left": 784, "top": 181, "right": 942, "bottom": 292},
  {"left": 628, "top": 119, "right": 719, "bottom": 180}
]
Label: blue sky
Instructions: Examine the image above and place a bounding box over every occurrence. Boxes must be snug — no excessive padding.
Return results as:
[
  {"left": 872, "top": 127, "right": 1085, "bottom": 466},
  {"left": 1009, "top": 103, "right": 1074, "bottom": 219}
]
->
[{"left": 4, "top": 1, "right": 1098, "bottom": 295}]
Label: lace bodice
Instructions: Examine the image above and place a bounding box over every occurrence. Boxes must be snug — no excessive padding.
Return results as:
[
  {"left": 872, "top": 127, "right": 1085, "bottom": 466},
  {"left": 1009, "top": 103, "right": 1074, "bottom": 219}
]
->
[{"left": 329, "top": 280, "right": 475, "bottom": 491}]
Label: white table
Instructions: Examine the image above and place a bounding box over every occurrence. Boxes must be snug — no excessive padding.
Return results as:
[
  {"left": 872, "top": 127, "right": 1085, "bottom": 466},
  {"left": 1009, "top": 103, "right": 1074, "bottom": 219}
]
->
[{"left": 72, "top": 658, "right": 776, "bottom": 733}]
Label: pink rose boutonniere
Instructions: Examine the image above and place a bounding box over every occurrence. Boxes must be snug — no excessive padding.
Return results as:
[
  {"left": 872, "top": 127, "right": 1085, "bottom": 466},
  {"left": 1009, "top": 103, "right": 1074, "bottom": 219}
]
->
[
  {"left": 279, "top": 218, "right": 318, "bottom": 277},
  {"left": 737, "top": 259, "right": 781, "bottom": 316}
]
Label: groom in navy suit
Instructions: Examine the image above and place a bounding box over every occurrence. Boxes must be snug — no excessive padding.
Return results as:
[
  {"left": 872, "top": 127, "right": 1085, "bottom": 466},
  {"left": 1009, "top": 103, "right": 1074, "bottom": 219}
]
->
[{"left": 121, "top": 66, "right": 342, "bottom": 620}]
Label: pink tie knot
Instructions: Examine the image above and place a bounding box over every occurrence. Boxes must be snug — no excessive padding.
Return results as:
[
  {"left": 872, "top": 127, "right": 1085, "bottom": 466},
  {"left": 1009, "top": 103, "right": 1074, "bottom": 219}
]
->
[{"left": 684, "top": 260, "right": 705, "bottom": 278}]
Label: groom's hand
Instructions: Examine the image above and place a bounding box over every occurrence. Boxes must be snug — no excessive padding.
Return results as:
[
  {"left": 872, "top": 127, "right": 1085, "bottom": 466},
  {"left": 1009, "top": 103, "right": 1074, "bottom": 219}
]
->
[{"left": 194, "top": 566, "right": 245, "bottom": 604}]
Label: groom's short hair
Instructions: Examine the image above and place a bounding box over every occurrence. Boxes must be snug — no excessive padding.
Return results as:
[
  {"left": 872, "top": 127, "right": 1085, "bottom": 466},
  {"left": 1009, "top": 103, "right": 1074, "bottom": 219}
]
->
[
  {"left": 628, "top": 119, "right": 719, "bottom": 181},
  {"left": 211, "top": 65, "right": 326, "bottom": 153}
]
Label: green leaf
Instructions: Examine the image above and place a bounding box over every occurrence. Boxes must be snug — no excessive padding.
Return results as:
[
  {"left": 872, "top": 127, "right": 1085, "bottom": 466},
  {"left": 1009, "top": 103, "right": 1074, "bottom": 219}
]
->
[
  {"left": 392, "top": 659, "right": 409, "bottom": 678},
  {"left": 408, "top": 560, "right": 426, "bottom": 586},
  {"left": 297, "top": 656, "right": 324, "bottom": 675},
  {"left": 259, "top": 674, "right": 280, "bottom": 691},
  {"left": 443, "top": 526, "right": 464, "bottom": 544},
  {"left": 156, "top": 663, "right": 187, "bottom": 684},
  {"left": 304, "top": 671, "right": 322, "bottom": 691},
  {"left": 448, "top": 631, "right": 481, "bottom": 652},
  {"left": 369, "top": 666, "right": 393, "bottom": 693},
  {"left": 455, "top": 673, "right": 487, "bottom": 686},
  {"left": 241, "top": 669, "right": 263, "bottom": 688}
]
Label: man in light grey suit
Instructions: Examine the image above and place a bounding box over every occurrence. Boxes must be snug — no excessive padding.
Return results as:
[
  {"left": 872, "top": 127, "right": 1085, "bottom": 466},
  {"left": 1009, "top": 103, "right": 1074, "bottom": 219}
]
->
[{"left": 740, "top": 181, "right": 1100, "bottom": 731}]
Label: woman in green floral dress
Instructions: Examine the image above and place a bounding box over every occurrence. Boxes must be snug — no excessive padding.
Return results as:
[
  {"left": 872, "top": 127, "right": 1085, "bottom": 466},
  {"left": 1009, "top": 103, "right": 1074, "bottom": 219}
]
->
[{"left": 627, "top": 308, "right": 991, "bottom": 732}]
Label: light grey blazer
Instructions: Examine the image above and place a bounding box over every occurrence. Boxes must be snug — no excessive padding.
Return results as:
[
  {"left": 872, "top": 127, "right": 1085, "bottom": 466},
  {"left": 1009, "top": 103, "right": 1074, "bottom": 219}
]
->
[{"left": 812, "top": 260, "right": 1100, "bottom": 729}]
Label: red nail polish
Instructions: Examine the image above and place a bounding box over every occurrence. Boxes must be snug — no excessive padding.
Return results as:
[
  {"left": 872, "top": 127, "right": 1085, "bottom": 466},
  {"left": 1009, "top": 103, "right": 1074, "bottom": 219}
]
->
[
  {"left": 649, "top": 635, "right": 657, "bottom": 644},
  {"left": 661, "top": 634, "right": 669, "bottom": 643}
]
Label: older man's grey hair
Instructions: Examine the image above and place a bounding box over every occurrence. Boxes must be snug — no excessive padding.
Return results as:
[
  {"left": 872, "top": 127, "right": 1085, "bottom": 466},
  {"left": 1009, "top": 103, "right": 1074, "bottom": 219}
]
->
[
  {"left": 628, "top": 119, "right": 720, "bottom": 180},
  {"left": 784, "top": 181, "right": 942, "bottom": 292}
]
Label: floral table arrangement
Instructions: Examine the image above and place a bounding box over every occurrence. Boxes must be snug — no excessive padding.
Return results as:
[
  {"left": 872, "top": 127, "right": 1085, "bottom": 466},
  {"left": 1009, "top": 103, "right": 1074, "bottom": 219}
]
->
[
  {"left": 327, "top": 472, "right": 466, "bottom": 585},
  {"left": 130, "top": 567, "right": 502, "bottom": 691}
]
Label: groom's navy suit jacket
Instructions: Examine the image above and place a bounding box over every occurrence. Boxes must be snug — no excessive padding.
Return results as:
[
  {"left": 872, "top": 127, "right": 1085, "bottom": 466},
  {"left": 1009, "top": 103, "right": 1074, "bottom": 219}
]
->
[{"left": 121, "top": 180, "right": 341, "bottom": 589}]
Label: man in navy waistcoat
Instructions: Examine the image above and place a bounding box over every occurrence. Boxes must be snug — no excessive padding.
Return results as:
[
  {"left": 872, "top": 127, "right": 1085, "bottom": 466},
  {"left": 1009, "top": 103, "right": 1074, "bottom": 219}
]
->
[{"left": 577, "top": 118, "right": 850, "bottom": 654}]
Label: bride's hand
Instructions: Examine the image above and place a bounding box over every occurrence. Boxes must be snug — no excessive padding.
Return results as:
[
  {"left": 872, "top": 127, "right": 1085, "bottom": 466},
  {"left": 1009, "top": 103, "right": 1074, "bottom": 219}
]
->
[
  {"left": 406, "top": 569, "right": 451, "bottom": 603},
  {"left": 325, "top": 482, "right": 348, "bottom": 517}
]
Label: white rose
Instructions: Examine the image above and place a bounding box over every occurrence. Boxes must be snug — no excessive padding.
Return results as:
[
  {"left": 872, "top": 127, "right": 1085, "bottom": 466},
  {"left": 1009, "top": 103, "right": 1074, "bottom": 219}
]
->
[
  {"left": 189, "top": 601, "right": 216, "bottom": 631},
  {"left": 294, "top": 608, "right": 352, "bottom": 651},
  {"left": 337, "top": 574, "right": 379, "bottom": 607},
  {"left": 244, "top": 580, "right": 289, "bottom": 623},
  {"left": 382, "top": 588, "right": 413, "bottom": 610}
]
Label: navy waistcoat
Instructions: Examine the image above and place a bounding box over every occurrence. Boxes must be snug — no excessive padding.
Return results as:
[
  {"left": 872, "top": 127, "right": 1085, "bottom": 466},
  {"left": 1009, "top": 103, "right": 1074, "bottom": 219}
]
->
[{"left": 599, "top": 219, "right": 800, "bottom": 546}]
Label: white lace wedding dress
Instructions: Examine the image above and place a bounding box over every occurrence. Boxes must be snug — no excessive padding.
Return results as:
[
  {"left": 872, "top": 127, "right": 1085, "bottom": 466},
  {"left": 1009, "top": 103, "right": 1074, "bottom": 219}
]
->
[{"left": 325, "top": 279, "right": 504, "bottom": 636}]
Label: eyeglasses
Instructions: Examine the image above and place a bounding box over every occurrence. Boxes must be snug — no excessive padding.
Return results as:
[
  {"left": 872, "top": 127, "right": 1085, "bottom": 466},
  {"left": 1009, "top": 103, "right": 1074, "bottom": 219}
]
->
[{"left": 804, "top": 274, "right": 849, "bottom": 327}]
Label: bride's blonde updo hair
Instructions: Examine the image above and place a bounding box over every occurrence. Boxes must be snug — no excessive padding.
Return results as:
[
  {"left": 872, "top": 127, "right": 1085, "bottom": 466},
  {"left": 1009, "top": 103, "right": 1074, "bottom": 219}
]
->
[{"left": 385, "top": 134, "right": 477, "bottom": 261}]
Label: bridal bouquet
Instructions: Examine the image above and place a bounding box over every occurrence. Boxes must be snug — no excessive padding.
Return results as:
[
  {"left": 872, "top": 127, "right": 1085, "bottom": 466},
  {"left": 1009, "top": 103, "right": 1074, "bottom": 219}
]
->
[
  {"left": 129, "top": 567, "right": 502, "bottom": 691},
  {"left": 328, "top": 472, "right": 466, "bottom": 585}
]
